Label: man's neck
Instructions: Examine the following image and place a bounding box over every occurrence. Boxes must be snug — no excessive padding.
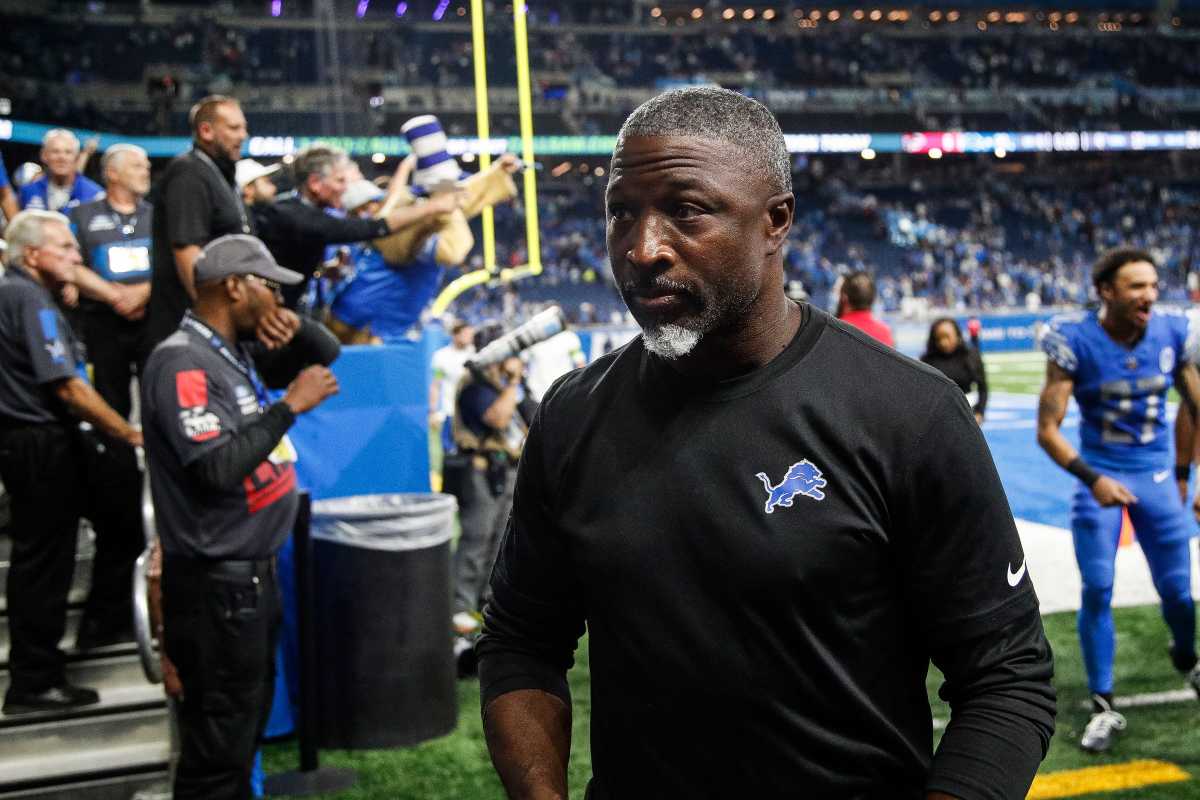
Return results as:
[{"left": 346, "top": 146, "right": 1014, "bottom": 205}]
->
[
  {"left": 667, "top": 295, "right": 802, "bottom": 380},
  {"left": 49, "top": 173, "right": 74, "bottom": 189},
  {"left": 12, "top": 263, "right": 43, "bottom": 287},
  {"left": 106, "top": 185, "right": 138, "bottom": 214},
  {"left": 192, "top": 304, "right": 238, "bottom": 350},
  {"left": 1100, "top": 310, "right": 1143, "bottom": 347}
]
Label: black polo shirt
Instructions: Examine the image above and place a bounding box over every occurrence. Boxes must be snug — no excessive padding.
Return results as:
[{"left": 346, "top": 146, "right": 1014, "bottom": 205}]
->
[
  {"left": 142, "top": 315, "right": 298, "bottom": 559},
  {"left": 0, "top": 267, "right": 83, "bottom": 424},
  {"left": 69, "top": 196, "right": 154, "bottom": 315},
  {"left": 146, "top": 148, "right": 251, "bottom": 347}
]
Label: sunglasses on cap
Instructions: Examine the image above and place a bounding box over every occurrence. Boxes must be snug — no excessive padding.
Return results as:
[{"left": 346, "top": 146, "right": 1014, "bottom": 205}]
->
[{"left": 242, "top": 274, "right": 282, "bottom": 294}]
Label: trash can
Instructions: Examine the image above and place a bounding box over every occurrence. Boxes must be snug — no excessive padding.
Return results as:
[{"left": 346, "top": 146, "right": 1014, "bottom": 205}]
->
[{"left": 311, "top": 493, "right": 458, "bottom": 749}]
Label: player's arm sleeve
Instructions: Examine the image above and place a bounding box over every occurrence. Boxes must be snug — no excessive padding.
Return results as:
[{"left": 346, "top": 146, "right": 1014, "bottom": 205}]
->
[
  {"left": 249, "top": 318, "right": 342, "bottom": 389},
  {"left": 20, "top": 293, "right": 78, "bottom": 384},
  {"left": 476, "top": 392, "right": 586, "bottom": 710},
  {"left": 898, "top": 389, "right": 1056, "bottom": 800},
  {"left": 1038, "top": 318, "right": 1078, "bottom": 377},
  {"left": 164, "top": 170, "right": 215, "bottom": 246},
  {"left": 188, "top": 402, "right": 296, "bottom": 491}
]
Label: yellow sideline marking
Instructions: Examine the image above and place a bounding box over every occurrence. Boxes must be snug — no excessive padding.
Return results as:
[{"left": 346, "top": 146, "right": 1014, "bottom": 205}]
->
[{"left": 1027, "top": 759, "right": 1189, "bottom": 798}]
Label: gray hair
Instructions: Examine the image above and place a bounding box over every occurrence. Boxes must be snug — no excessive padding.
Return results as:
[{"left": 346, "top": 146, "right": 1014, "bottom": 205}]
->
[
  {"left": 101, "top": 143, "right": 148, "bottom": 176},
  {"left": 292, "top": 144, "right": 349, "bottom": 187},
  {"left": 4, "top": 209, "right": 71, "bottom": 268},
  {"left": 42, "top": 128, "right": 80, "bottom": 151},
  {"left": 616, "top": 86, "right": 792, "bottom": 196}
]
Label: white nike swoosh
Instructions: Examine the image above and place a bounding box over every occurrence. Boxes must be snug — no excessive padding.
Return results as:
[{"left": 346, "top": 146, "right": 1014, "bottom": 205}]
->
[
  {"left": 1154, "top": 470, "right": 1171, "bottom": 483},
  {"left": 1007, "top": 560, "right": 1027, "bottom": 587}
]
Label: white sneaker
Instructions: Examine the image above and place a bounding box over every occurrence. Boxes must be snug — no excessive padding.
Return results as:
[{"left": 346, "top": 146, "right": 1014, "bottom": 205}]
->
[
  {"left": 1187, "top": 663, "right": 1200, "bottom": 700},
  {"left": 1080, "top": 695, "right": 1126, "bottom": 753},
  {"left": 452, "top": 612, "right": 481, "bottom": 636}
]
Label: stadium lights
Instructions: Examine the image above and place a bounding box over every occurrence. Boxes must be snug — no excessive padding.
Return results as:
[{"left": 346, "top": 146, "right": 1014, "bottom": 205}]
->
[
  {"left": 994, "top": 147, "right": 1007, "bottom": 158},
  {"left": 270, "top": 0, "right": 282, "bottom": 16},
  {"left": 861, "top": 148, "right": 876, "bottom": 160},
  {"left": 395, "top": 1, "right": 407, "bottom": 16}
]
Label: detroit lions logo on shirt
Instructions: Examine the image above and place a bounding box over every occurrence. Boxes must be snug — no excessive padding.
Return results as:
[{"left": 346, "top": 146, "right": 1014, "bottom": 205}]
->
[{"left": 755, "top": 460, "right": 827, "bottom": 513}]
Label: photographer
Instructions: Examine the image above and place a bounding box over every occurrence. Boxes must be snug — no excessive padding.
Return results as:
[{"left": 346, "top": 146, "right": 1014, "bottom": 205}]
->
[{"left": 450, "top": 326, "right": 537, "bottom": 639}]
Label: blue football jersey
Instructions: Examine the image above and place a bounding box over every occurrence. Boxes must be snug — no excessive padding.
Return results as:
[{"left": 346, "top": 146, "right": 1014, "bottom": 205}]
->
[{"left": 1040, "top": 308, "right": 1200, "bottom": 472}]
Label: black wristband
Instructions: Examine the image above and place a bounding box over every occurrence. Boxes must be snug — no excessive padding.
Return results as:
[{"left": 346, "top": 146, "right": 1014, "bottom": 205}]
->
[
  {"left": 1066, "top": 457, "right": 1102, "bottom": 487},
  {"left": 1177, "top": 464, "right": 1193, "bottom": 482}
]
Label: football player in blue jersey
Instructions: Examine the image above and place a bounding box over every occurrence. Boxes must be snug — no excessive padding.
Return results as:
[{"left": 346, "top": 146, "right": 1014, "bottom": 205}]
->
[{"left": 1037, "top": 247, "right": 1200, "bottom": 753}]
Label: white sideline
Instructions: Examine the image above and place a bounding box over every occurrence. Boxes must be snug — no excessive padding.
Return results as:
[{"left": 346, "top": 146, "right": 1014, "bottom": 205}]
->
[{"left": 1016, "top": 518, "right": 1200, "bottom": 615}]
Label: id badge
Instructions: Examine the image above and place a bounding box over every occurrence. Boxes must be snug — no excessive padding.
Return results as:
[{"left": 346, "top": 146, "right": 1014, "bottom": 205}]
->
[
  {"left": 269, "top": 434, "right": 298, "bottom": 465},
  {"left": 108, "top": 245, "right": 150, "bottom": 276}
]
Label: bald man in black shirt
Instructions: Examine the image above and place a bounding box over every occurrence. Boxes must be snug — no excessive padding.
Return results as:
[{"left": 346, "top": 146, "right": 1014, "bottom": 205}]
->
[{"left": 477, "top": 88, "right": 1055, "bottom": 800}]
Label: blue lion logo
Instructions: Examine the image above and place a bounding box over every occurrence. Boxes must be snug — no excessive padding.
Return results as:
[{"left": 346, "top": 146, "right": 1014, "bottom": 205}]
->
[{"left": 755, "top": 460, "right": 827, "bottom": 513}]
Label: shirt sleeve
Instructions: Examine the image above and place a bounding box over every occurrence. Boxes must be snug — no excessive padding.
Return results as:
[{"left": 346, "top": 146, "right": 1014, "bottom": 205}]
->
[
  {"left": 164, "top": 167, "right": 216, "bottom": 247},
  {"left": 900, "top": 387, "right": 1055, "bottom": 799},
  {"left": 18, "top": 290, "right": 77, "bottom": 384},
  {"left": 476, "top": 389, "right": 587, "bottom": 710},
  {"left": 148, "top": 353, "right": 243, "bottom": 468},
  {"left": 267, "top": 201, "right": 390, "bottom": 248},
  {"left": 1038, "top": 317, "right": 1078, "bottom": 376},
  {"left": 900, "top": 387, "right": 1040, "bottom": 641}
]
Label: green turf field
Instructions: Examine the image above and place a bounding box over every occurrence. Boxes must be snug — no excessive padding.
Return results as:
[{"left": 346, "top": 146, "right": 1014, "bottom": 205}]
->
[{"left": 261, "top": 352, "right": 1200, "bottom": 798}]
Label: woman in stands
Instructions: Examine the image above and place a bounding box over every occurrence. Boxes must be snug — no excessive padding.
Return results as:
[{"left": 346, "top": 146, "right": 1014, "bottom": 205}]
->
[{"left": 921, "top": 317, "right": 989, "bottom": 424}]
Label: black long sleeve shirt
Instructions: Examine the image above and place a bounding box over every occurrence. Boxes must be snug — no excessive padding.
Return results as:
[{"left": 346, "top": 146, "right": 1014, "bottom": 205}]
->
[
  {"left": 255, "top": 191, "right": 391, "bottom": 308},
  {"left": 478, "top": 305, "right": 1055, "bottom": 800},
  {"left": 922, "top": 347, "right": 990, "bottom": 418}
]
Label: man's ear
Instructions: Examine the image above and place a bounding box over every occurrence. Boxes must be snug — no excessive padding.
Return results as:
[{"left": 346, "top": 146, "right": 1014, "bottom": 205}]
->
[
  {"left": 224, "top": 275, "right": 245, "bottom": 301},
  {"left": 764, "top": 192, "right": 795, "bottom": 256}
]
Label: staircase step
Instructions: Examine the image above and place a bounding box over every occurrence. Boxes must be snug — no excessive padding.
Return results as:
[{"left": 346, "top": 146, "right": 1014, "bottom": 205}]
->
[
  {"left": 0, "top": 771, "right": 170, "bottom": 800},
  {"left": 0, "top": 655, "right": 163, "bottom": 729},
  {"left": 0, "top": 610, "right": 137, "bottom": 668},
  {"left": 0, "top": 708, "right": 169, "bottom": 795}
]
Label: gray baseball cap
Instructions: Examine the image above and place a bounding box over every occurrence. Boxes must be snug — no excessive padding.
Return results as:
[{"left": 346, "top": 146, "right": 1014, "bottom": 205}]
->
[{"left": 193, "top": 234, "right": 304, "bottom": 286}]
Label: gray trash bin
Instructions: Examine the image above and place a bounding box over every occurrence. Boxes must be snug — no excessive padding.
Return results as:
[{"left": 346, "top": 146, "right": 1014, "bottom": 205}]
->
[{"left": 311, "top": 493, "right": 458, "bottom": 749}]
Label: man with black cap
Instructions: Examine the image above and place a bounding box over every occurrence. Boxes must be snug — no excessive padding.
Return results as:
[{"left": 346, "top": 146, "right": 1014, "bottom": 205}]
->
[{"left": 141, "top": 233, "right": 341, "bottom": 800}]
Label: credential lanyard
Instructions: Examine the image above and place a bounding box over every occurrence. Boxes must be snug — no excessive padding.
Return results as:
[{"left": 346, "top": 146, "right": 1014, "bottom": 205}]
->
[
  {"left": 191, "top": 148, "right": 252, "bottom": 234},
  {"left": 180, "top": 312, "right": 271, "bottom": 408}
]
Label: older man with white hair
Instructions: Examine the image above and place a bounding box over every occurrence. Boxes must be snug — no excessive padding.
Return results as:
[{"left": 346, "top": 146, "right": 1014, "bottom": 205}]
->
[
  {"left": 0, "top": 210, "right": 142, "bottom": 714},
  {"left": 18, "top": 129, "right": 103, "bottom": 212},
  {"left": 68, "top": 144, "right": 155, "bottom": 418}
]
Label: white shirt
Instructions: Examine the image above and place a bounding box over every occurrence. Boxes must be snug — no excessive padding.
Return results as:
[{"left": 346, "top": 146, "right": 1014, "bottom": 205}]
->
[{"left": 432, "top": 343, "right": 474, "bottom": 420}]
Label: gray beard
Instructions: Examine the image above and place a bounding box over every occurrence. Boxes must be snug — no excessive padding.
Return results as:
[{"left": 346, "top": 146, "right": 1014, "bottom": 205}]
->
[{"left": 641, "top": 323, "right": 703, "bottom": 359}]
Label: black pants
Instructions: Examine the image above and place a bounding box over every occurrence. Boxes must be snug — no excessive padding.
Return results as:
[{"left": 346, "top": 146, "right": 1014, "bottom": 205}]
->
[
  {"left": 78, "top": 431, "right": 144, "bottom": 636},
  {"left": 0, "top": 424, "right": 84, "bottom": 694},
  {"left": 82, "top": 309, "right": 149, "bottom": 421},
  {"left": 164, "top": 557, "right": 281, "bottom": 800},
  {"left": 0, "top": 424, "right": 143, "bottom": 693}
]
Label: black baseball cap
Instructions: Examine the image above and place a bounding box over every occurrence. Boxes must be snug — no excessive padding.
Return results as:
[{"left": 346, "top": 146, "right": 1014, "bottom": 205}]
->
[{"left": 194, "top": 234, "right": 304, "bottom": 286}]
